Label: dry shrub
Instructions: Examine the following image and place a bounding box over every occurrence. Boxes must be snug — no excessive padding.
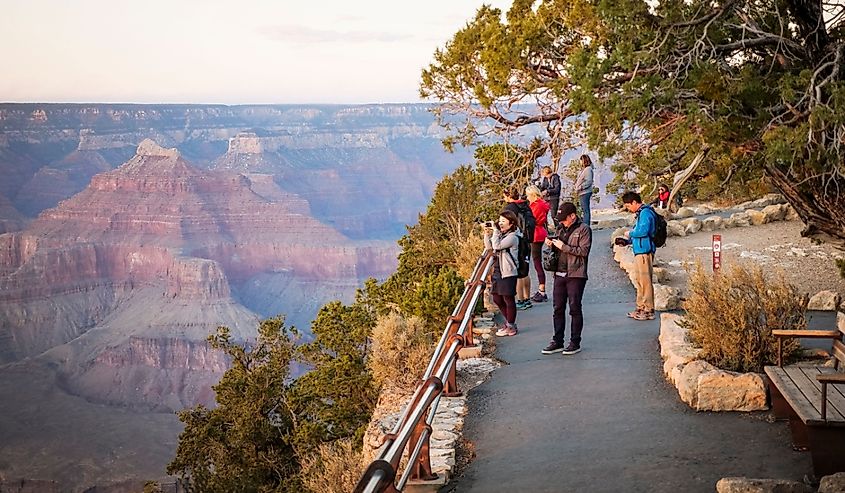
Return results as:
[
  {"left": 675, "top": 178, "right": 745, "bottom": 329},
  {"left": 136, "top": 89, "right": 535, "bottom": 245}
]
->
[
  {"left": 682, "top": 262, "right": 805, "bottom": 373},
  {"left": 368, "top": 313, "right": 435, "bottom": 392},
  {"left": 454, "top": 232, "right": 486, "bottom": 280},
  {"left": 300, "top": 438, "right": 364, "bottom": 493}
]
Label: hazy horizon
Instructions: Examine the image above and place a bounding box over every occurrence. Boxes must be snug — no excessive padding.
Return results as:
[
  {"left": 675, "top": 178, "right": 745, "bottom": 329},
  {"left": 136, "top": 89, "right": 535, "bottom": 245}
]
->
[{"left": 2, "top": 0, "right": 510, "bottom": 105}]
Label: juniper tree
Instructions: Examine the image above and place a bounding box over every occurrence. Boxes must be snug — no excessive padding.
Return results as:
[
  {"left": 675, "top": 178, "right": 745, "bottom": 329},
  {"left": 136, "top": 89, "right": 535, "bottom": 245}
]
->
[{"left": 423, "top": 0, "right": 845, "bottom": 248}]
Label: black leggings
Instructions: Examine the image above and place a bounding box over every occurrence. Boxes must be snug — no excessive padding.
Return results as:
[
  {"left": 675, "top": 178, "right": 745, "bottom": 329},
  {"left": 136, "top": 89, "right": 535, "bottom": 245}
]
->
[
  {"left": 492, "top": 294, "right": 516, "bottom": 324},
  {"left": 531, "top": 242, "right": 546, "bottom": 285}
]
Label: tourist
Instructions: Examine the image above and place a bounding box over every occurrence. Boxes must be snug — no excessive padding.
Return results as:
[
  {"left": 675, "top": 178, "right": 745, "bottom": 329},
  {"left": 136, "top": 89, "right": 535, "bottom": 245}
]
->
[
  {"left": 541, "top": 202, "right": 592, "bottom": 355},
  {"left": 573, "top": 154, "right": 594, "bottom": 226},
  {"left": 525, "top": 185, "right": 550, "bottom": 302},
  {"left": 538, "top": 166, "right": 561, "bottom": 222},
  {"left": 484, "top": 210, "right": 521, "bottom": 337},
  {"left": 652, "top": 184, "right": 671, "bottom": 209},
  {"left": 616, "top": 191, "right": 657, "bottom": 321},
  {"left": 503, "top": 187, "right": 535, "bottom": 310}
]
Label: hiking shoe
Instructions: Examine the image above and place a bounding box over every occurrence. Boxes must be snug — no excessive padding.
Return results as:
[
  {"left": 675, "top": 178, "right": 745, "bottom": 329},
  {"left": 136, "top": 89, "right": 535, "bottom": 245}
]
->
[
  {"left": 531, "top": 291, "right": 548, "bottom": 303},
  {"left": 541, "top": 341, "right": 565, "bottom": 354},
  {"left": 632, "top": 310, "right": 655, "bottom": 321},
  {"left": 561, "top": 344, "right": 581, "bottom": 355},
  {"left": 627, "top": 309, "right": 642, "bottom": 319}
]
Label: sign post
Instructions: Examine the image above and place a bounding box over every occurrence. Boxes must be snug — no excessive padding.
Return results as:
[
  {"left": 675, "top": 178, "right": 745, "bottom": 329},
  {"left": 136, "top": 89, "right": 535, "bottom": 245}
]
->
[{"left": 712, "top": 234, "right": 722, "bottom": 272}]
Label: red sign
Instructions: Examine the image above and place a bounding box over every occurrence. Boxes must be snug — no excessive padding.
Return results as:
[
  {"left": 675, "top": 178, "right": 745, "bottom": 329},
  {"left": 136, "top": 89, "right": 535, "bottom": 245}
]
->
[{"left": 712, "top": 234, "right": 722, "bottom": 272}]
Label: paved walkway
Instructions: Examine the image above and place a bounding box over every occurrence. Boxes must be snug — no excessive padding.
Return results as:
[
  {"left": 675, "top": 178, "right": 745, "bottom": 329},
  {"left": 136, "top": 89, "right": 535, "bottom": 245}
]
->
[{"left": 442, "top": 229, "right": 811, "bottom": 492}]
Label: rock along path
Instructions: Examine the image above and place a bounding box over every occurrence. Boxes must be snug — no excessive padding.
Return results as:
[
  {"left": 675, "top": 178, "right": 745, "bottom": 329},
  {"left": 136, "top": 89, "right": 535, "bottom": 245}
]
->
[{"left": 442, "top": 228, "right": 811, "bottom": 492}]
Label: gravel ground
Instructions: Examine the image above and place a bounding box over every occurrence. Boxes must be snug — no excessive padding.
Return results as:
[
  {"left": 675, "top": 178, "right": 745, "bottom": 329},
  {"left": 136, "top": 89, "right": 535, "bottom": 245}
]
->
[{"left": 656, "top": 218, "right": 845, "bottom": 298}]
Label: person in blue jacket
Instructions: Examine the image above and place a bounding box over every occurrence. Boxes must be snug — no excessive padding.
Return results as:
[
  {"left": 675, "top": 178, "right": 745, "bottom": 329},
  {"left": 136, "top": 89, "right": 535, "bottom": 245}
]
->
[{"left": 617, "top": 191, "right": 656, "bottom": 321}]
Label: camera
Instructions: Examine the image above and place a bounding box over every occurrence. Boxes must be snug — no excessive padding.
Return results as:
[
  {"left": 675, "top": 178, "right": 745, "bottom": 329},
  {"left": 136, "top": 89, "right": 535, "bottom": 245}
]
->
[{"left": 482, "top": 220, "right": 496, "bottom": 228}]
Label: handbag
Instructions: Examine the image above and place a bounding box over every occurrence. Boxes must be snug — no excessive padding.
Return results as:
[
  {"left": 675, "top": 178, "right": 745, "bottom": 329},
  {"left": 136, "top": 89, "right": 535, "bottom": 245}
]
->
[{"left": 541, "top": 242, "right": 560, "bottom": 272}]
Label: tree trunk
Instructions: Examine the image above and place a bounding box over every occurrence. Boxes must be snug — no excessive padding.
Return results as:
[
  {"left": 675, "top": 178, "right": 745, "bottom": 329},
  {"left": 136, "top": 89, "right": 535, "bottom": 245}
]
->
[{"left": 764, "top": 163, "right": 845, "bottom": 250}]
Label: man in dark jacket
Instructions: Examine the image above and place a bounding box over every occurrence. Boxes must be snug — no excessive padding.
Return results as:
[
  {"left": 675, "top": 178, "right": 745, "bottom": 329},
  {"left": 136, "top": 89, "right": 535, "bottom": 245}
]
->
[
  {"left": 541, "top": 202, "right": 592, "bottom": 355},
  {"left": 538, "top": 166, "right": 561, "bottom": 220}
]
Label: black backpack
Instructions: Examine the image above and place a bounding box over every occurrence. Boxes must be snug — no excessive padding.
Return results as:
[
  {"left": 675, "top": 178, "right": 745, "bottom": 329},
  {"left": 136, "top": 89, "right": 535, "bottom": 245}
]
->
[
  {"left": 515, "top": 202, "right": 535, "bottom": 277},
  {"left": 650, "top": 207, "right": 668, "bottom": 248}
]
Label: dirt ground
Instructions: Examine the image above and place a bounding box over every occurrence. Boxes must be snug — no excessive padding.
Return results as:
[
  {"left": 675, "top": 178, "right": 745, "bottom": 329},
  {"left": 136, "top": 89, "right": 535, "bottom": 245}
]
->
[{"left": 655, "top": 217, "right": 845, "bottom": 298}]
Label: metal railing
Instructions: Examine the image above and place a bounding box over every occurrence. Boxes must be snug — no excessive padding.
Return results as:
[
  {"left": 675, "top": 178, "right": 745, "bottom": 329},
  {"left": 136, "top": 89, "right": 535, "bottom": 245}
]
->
[{"left": 353, "top": 250, "right": 494, "bottom": 493}]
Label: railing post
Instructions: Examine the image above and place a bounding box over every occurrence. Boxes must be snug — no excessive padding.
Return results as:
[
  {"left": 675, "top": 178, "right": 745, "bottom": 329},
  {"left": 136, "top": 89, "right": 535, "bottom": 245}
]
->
[
  {"left": 408, "top": 415, "right": 437, "bottom": 482},
  {"left": 442, "top": 356, "right": 461, "bottom": 397}
]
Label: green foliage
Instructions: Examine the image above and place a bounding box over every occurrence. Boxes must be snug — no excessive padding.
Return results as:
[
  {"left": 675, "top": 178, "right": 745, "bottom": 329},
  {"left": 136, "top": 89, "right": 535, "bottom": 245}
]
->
[
  {"left": 287, "top": 301, "right": 378, "bottom": 453},
  {"left": 167, "top": 318, "right": 301, "bottom": 492},
  {"left": 423, "top": 0, "right": 845, "bottom": 246},
  {"left": 682, "top": 263, "right": 805, "bottom": 373}
]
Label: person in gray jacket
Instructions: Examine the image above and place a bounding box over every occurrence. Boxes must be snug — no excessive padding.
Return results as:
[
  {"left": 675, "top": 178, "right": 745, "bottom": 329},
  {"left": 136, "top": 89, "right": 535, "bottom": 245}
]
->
[
  {"left": 483, "top": 210, "right": 521, "bottom": 337},
  {"left": 573, "top": 154, "right": 594, "bottom": 226},
  {"left": 541, "top": 202, "right": 592, "bottom": 355}
]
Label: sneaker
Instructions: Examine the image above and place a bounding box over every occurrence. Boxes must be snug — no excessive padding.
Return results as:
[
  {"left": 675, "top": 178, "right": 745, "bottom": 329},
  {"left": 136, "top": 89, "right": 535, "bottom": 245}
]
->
[
  {"left": 627, "top": 309, "right": 642, "bottom": 319},
  {"left": 632, "top": 310, "right": 655, "bottom": 321},
  {"left": 561, "top": 343, "right": 581, "bottom": 355},
  {"left": 518, "top": 300, "right": 533, "bottom": 310},
  {"left": 531, "top": 291, "right": 548, "bottom": 302},
  {"left": 496, "top": 323, "right": 518, "bottom": 337},
  {"left": 541, "top": 341, "right": 565, "bottom": 354}
]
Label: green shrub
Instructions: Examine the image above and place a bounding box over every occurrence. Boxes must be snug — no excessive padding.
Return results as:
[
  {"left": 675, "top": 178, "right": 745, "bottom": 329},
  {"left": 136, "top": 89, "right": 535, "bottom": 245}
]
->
[{"left": 682, "top": 262, "right": 805, "bottom": 373}]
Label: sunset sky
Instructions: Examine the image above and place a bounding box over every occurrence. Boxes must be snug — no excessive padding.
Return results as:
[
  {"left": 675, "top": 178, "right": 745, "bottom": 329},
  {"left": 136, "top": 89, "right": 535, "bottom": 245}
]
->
[{"left": 1, "top": 0, "right": 510, "bottom": 104}]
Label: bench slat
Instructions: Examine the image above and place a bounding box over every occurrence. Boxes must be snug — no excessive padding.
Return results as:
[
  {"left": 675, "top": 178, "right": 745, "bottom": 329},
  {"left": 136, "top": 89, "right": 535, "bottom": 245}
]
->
[
  {"left": 765, "top": 366, "right": 845, "bottom": 426},
  {"left": 833, "top": 340, "right": 845, "bottom": 366},
  {"left": 807, "top": 367, "right": 845, "bottom": 419},
  {"left": 783, "top": 366, "right": 845, "bottom": 424}
]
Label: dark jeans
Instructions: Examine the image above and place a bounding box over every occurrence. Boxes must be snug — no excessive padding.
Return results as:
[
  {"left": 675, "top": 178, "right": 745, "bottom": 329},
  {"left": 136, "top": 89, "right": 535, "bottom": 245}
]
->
[
  {"left": 548, "top": 196, "right": 560, "bottom": 225},
  {"left": 492, "top": 293, "right": 517, "bottom": 324},
  {"left": 552, "top": 275, "right": 587, "bottom": 346}
]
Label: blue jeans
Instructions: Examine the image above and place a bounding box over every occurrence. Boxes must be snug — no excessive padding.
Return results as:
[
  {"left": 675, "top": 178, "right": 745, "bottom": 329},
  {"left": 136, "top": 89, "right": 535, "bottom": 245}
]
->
[{"left": 579, "top": 192, "right": 592, "bottom": 226}]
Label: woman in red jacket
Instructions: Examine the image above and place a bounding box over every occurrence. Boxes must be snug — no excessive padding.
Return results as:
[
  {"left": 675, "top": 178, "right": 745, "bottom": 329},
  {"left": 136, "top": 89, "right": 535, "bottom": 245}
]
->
[{"left": 526, "top": 185, "right": 550, "bottom": 302}]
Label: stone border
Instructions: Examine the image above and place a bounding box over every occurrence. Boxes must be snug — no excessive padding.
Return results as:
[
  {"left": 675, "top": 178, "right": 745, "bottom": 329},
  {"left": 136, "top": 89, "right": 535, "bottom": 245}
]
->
[
  {"left": 362, "top": 315, "right": 500, "bottom": 489},
  {"left": 659, "top": 313, "right": 768, "bottom": 412}
]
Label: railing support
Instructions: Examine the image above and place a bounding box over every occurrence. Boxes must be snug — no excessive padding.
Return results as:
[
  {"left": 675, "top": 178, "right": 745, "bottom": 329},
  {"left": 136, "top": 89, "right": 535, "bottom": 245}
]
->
[{"left": 407, "top": 417, "right": 437, "bottom": 482}]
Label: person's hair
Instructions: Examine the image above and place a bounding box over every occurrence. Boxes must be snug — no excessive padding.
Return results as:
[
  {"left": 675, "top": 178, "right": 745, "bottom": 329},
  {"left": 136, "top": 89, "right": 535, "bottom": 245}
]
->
[
  {"left": 541, "top": 165, "right": 552, "bottom": 174},
  {"left": 499, "top": 210, "right": 519, "bottom": 232},
  {"left": 580, "top": 154, "right": 592, "bottom": 167},
  {"left": 557, "top": 201, "right": 577, "bottom": 221},
  {"left": 621, "top": 191, "right": 642, "bottom": 204},
  {"left": 525, "top": 185, "right": 542, "bottom": 201},
  {"left": 658, "top": 184, "right": 669, "bottom": 193},
  {"left": 504, "top": 186, "right": 521, "bottom": 200}
]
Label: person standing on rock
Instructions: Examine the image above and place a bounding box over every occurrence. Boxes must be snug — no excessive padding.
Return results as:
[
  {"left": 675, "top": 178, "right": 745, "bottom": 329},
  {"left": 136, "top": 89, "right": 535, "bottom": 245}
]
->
[
  {"left": 573, "top": 154, "right": 594, "bottom": 227},
  {"left": 541, "top": 202, "right": 592, "bottom": 355},
  {"left": 538, "top": 166, "right": 561, "bottom": 222},
  {"left": 617, "top": 191, "right": 657, "bottom": 321},
  {"left": 484, "top": 210, "right": 521, "bottom": 337}
]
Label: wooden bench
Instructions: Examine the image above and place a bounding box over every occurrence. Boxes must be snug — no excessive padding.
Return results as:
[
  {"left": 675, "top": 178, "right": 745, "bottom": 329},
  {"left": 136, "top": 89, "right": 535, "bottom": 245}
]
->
[{"left": 764, "top": 327, "right": 845, "bottom": 477}]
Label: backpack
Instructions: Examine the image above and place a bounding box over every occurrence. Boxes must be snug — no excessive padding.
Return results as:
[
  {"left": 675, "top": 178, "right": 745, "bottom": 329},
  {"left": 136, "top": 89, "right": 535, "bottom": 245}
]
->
[
  {"left": 650, "top": 208, "right": 668, "bottom": 248},
  {"left": 541, "top": 242, "right": 560, "bottom": 272},
  {"left": 514, "top": 202, "right": 535, "bottom": 278}
]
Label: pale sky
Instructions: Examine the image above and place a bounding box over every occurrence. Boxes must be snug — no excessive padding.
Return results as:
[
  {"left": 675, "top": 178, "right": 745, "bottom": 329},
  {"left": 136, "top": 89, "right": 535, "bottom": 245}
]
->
[{"left": 0, "top": 0, "right": 511, "bottom": 104}]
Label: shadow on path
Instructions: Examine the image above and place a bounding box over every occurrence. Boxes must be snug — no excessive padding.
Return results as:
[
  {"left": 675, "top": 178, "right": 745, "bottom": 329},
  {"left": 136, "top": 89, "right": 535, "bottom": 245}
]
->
[{"left": 442, "top": 229, "right": 810, "bottom": 493}]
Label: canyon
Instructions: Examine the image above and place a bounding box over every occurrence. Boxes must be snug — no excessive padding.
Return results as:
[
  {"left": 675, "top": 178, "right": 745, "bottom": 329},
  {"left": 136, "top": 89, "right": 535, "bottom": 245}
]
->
[{"left": 0, "top": 103, "right": 469, "bottom": 490}]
